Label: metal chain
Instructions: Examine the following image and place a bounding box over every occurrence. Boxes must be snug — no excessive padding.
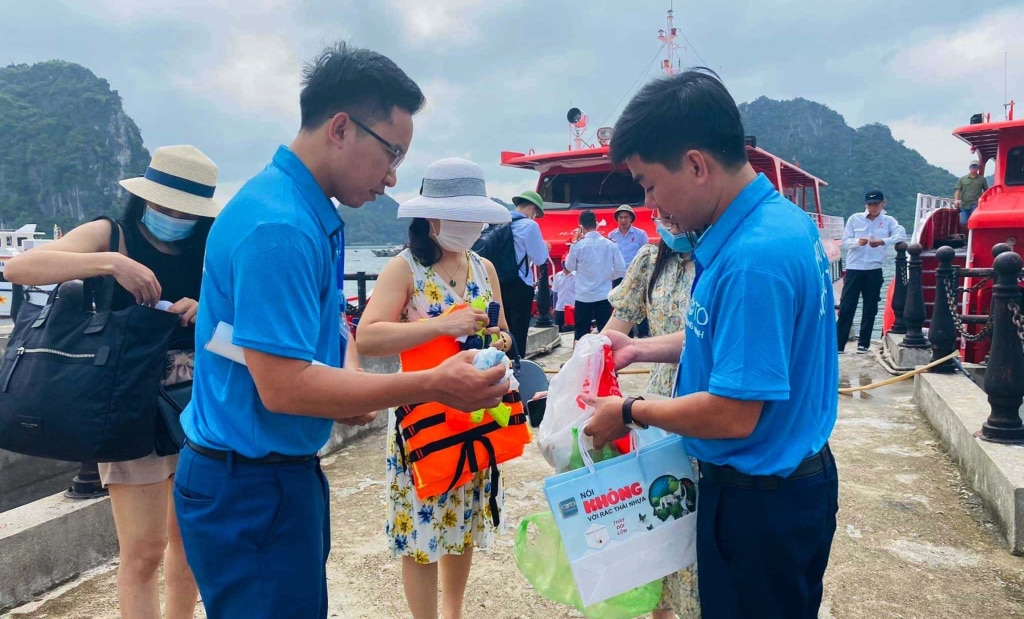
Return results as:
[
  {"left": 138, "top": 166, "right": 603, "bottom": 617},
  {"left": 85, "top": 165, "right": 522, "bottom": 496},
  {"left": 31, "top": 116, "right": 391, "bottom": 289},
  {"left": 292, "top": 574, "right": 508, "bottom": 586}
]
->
[
  {"left": 944, "top": 275, "right": 993, "bottom": 342},
  {"left": 1010, "top": 300, "right": 1024, "bottom": 356},
  {"left": 957, "top": 274, "right": 994, "bottom": 295},
  {"left": 898, "top": 263, "right": 908, "bottom": 286}
]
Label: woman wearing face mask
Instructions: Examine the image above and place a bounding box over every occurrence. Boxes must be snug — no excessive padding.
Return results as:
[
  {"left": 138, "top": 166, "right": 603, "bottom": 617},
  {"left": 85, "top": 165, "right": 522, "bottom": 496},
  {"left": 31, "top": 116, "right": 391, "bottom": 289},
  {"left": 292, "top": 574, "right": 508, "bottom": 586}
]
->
[
  {"left": 604, "top": 211, "right": 700, "bottom": 619},
  {"left": 357, "top": 158, "right": 513, "bottom": 619},
  {"left": 3, "top": 145, "right": 220, "bottom": 619}
]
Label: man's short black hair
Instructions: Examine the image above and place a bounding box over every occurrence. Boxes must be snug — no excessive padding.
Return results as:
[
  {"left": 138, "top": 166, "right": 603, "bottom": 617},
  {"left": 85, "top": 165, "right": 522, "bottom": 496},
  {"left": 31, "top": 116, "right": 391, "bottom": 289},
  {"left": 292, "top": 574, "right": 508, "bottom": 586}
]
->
[
  {"left": 579, "top": 209, "right": 597, "bottom": 229},
  {"left": 610, "top": 68, "right": 747, "bottom": 171},
  {"left": 300, "top": 42, "right": 426, "bottom": 130}
]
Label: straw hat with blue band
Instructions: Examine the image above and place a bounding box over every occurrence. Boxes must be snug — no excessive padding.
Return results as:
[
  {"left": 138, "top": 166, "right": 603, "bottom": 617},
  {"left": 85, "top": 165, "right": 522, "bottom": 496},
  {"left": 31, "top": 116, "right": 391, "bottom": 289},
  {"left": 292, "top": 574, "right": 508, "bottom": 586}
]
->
[
  {"left": 119, "top": 145, "right": 222, "bottom": 218},
  {"left": 397, "top": 158, "right": 511, "bottom": 224}
]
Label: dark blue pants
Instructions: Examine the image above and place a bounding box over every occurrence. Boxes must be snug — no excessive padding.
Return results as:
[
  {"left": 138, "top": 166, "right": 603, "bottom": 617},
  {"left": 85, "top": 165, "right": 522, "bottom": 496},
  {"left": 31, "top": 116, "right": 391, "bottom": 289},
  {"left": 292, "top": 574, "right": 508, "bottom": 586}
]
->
[
  {"left": 174, "top": 446, "right": 331, "bottom": 619},
  {"left": 836, "top": 268, "right": 883, "bottom": 350},
  {"left": 697, "top": 462, "right": 839, "bottom": 619}
]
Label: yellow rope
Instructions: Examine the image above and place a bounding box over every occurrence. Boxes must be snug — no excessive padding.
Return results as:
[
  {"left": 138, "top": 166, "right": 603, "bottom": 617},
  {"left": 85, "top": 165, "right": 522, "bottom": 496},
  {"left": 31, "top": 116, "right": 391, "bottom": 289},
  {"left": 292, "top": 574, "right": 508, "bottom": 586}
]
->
[
  {"left": 838, "top": 350, "right": 960, "bottom": 394},
  {"left": 539, "top": 350, "right": 963, "bottom": 394}
]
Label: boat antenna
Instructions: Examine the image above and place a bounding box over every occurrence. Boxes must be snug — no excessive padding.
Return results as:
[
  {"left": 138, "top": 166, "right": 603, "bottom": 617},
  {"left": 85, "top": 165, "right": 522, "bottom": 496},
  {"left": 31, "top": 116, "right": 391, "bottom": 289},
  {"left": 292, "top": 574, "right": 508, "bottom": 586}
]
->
[
  {"left": 1004, "top": 51, "right": 1015, "bottom": 121},
  {"left": 657, "top": 3, "right": 682, "bottom": 76}
]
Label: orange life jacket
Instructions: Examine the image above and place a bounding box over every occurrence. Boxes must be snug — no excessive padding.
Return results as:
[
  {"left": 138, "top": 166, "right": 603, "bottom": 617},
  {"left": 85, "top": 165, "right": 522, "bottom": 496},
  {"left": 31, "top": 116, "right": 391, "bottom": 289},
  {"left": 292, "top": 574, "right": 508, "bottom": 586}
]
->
[{"left": 397, "top": 329, "right": 532, "bottom": 526}]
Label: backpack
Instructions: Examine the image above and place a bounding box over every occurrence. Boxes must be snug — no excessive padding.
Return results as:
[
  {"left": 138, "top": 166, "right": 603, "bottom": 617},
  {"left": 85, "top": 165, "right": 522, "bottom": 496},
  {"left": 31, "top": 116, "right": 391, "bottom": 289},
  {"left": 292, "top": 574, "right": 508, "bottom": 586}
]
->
[{"left": 472, "top": 222, "right": 528, "bottom": 285}]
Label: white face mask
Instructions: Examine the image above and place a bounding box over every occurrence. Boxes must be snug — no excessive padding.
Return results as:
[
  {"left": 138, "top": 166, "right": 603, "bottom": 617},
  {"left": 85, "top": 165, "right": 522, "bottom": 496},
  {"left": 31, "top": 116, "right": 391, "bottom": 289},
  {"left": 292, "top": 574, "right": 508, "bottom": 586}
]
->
[{"left": 432, "top": 220, "right": 483, "bottom": 252}]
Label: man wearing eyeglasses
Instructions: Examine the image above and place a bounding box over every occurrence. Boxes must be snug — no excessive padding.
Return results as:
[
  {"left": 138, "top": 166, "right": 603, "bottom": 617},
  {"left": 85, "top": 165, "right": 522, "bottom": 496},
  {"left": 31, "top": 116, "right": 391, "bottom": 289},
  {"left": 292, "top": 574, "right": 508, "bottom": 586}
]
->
[{"left": 174, "top": 43, "right": 510, "bottom": 618}]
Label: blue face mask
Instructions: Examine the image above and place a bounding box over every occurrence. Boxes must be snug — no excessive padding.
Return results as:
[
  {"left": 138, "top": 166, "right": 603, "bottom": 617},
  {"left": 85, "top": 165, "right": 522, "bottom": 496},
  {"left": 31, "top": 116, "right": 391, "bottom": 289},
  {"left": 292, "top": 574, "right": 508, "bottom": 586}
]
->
[
  {"left": 142, "top": 206, "right": 197, "bottom": 242},
  {"left": 656, "top": 221, "right": 696, "bottom": 253}
]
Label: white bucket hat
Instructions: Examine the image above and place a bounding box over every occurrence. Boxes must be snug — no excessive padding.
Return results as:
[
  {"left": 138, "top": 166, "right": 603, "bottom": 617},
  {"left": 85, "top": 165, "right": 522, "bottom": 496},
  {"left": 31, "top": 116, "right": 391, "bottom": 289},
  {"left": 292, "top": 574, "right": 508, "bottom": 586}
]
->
[
  {"left": 397, "top": 158, "right": 511, "bottom": 224},
  {"left": 119, "top": 145, "right": 222, "bottom": 218}
]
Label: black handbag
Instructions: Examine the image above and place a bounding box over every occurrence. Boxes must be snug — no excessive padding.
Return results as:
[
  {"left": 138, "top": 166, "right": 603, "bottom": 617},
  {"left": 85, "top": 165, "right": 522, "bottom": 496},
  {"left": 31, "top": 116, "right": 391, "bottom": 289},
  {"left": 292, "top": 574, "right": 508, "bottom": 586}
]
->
[
  {"left": 154, "top": 380, "right": 191, "bottom": 456},
  {"left": 0, "top": 218, "right": 180, "bottom": 462}
]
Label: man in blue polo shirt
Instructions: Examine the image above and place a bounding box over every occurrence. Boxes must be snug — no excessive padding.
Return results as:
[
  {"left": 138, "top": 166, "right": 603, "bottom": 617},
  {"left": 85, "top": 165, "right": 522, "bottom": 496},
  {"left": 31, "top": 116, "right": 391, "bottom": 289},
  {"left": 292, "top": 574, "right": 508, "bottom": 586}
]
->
[
  {"left": 174, "top": 44, "right": 509, "bottom": 618},
  {"left": 582, "top": 70, "right": 839, "bottom": 618}
]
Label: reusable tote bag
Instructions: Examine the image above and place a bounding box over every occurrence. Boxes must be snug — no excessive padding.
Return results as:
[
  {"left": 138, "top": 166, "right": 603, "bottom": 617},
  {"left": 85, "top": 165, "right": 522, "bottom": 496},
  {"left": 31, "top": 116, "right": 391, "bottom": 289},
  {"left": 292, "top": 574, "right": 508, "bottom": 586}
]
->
[{"left": 543, "top": 429, "right": 698, "bottom": 607}]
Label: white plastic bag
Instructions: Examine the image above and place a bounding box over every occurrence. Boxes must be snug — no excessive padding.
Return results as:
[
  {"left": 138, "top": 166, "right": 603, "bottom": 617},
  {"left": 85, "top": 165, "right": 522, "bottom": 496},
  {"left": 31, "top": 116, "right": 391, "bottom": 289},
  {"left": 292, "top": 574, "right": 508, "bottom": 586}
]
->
[{"left": 538, "top": 334, "right": 611, "bottom": 472}]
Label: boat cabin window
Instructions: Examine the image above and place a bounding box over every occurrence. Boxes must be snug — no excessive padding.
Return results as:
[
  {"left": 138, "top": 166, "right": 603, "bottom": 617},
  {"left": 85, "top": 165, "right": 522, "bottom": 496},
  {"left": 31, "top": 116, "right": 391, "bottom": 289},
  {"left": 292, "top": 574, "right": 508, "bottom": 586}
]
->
[
  {"left": 538, "top": 171, "right": 644, "bottom": 210},
  {"left": 1006, "top": 147, "right": 1024, "bottom": 187}
]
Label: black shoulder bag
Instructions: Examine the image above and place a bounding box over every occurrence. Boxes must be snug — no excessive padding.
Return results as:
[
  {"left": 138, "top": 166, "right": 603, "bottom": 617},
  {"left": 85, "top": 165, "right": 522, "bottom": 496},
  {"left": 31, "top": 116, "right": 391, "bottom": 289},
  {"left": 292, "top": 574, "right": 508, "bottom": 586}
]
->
[{"left": 0, "top": 218, "right": 180, "bottom": 462}]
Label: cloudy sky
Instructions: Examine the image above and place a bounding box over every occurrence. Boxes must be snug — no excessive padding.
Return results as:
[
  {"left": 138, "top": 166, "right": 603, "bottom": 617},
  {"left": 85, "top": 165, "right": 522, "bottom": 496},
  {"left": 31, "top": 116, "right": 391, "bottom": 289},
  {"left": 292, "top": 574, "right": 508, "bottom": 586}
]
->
[{"left": 2, "top": 0, "right": 1021, "bottom": 207}]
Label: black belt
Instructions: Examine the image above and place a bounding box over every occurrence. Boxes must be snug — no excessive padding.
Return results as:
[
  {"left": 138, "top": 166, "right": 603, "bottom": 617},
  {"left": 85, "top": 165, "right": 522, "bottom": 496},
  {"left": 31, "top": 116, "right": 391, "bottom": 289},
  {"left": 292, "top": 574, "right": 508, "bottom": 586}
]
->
[
  {"left": 186, "top": 440, "right": 316, "bottom": 465},
  {"left": 700, "top": 443, "right": 834, "bottom": 490}
]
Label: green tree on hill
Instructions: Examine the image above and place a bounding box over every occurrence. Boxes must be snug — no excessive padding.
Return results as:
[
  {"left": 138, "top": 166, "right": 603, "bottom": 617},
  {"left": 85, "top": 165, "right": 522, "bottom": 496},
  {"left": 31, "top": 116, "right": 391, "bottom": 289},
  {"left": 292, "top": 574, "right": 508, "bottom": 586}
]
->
[
  {"left": 739, "top": 96, "right": 958, "bottom": 226},
  {"left": 0, "top": 60, "right": 149, "bottom": 232}
]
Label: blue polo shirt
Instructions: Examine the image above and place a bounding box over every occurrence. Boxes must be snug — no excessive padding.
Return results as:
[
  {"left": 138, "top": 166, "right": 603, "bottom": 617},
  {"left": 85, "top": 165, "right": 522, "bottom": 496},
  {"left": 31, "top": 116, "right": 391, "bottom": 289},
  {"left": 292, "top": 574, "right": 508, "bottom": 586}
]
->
[
  {"left": 674, "top": 173, "right": 838, "bottom": 476},
  {"left": 181, "top": 146, "right": 345, "bottom": 458}
]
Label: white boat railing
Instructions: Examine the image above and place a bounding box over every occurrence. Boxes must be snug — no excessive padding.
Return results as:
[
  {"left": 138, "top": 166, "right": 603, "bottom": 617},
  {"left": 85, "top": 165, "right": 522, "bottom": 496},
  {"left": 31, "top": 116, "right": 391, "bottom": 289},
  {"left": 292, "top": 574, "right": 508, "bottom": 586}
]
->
[
  {"left": 912, "top": 193, "right": 957, "bottom": 244},
  {"left": 808, "top": 212, "right": 845, "bottom": 240}
]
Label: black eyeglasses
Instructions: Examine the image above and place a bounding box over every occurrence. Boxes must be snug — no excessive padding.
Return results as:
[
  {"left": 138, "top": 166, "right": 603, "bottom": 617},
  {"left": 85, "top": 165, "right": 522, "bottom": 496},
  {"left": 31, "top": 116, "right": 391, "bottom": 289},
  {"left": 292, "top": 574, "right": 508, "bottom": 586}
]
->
[{"left": 349, "top": 117, "right": 405, "bottom": 171}]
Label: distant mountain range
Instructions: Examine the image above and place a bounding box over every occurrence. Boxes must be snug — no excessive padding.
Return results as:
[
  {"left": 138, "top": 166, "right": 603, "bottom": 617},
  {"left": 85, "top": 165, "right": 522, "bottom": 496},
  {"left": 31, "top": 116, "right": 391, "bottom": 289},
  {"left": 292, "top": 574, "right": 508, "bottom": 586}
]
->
[
  {"left": 738, "top": 96, "right": 959, "bottom": 226},
  {"left": 0, "top": 61, "right": 960, "bottom": 243}
]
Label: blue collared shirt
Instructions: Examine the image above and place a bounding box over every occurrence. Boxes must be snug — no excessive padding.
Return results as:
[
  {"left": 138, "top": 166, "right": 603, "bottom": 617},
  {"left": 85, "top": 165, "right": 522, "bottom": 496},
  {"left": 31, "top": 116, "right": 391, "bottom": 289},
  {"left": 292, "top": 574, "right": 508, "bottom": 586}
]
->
[
  {"left": 674, "top": 174, "right": 838, "bottom": 476},
  {"left": 842, "top": 210, "right": 906, "bottom": 271},
  {"left": 181, "top": 146, "right": 345, "bottom": 458},
  {"left": 511, "top": 212, "right": 550, "bottom": 286},
  {"left": 608, "top": 225, "right": 650, "bottom": 266}
]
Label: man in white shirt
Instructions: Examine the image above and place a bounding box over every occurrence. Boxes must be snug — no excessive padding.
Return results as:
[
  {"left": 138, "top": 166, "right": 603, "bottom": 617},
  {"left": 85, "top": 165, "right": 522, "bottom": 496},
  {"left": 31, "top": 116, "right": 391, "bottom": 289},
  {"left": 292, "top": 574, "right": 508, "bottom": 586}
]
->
[
  {"left": 836, "top": 190, "right": 907, "bottom": 353},
  {"left": 552, "top": 263, "right": 576, "bottom": 332},
  {"left": 566, "top": 209, "right": 625, "bottom": 342}
]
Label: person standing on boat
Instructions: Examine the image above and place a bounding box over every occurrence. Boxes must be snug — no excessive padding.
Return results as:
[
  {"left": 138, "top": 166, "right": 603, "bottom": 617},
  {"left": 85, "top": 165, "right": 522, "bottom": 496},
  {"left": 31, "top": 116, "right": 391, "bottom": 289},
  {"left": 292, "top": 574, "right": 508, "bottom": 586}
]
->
[
  {"left": 609, "top": 203, "right": 651, "bottom": 337},
  {"left": 566, "top": 209, "right": 625, "bottom": 341},
  {"left": 4, "top": 144, "right": 220, "bottom": 619},
  {"left": 836, "top": 190, "right": 906, "bottom": 354},
  {"left": 505, "top": 190, "right": 549, "bottom": 357},
  {"left": 954, "top": 160, "right": 988, "bottom": 227},
  {"left": 580, "top": 69, "right": 840, "bottom": 619},
  {"left": 608, "top": 204, "right": 650, "bottom": 280},
  {"left": 172, "top": 44, "right": 509, "bottom": 619}
]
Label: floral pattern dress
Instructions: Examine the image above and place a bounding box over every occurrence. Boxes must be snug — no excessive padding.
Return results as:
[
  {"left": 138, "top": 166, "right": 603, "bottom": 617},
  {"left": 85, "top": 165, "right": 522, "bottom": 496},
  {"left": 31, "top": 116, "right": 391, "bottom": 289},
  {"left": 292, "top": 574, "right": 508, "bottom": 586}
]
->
[
  {"left": 608, "top": 242, "right": 701, "bottom": 617},
  {"left": 386, "top": 249, "right": 505, "bottom": 564}
]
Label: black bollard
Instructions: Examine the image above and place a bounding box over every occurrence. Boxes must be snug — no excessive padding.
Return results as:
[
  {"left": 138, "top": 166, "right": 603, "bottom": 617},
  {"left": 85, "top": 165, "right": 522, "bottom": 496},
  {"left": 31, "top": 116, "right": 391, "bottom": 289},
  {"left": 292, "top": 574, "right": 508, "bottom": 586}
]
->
[
  {"left": 980, "top": 250, "right": 1024, "bottom": 444},
  {"left": 65, "top": 462, "right": 108, "bottom": 499},
  {"left": 534, "top": 263, "right": 555, "bottom": 328},
  {"left": 899, "top": 243, "right": 930, "bottom": 349},
  {"left": 929, "top": 245, "right": 959, "bottom": 372},
  {"left": 356, "top": 271, "right": 368, "bottom": 310},
  {"left": 890, "top": 242, "right": 909, "bottom": 334}
]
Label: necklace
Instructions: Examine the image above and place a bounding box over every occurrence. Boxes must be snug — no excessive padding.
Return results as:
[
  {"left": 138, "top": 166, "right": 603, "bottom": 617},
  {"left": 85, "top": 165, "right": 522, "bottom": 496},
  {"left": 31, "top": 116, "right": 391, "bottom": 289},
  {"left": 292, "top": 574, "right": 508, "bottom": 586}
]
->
[{"left": 436, "top": 254, "right": 466, "bottom": 288}]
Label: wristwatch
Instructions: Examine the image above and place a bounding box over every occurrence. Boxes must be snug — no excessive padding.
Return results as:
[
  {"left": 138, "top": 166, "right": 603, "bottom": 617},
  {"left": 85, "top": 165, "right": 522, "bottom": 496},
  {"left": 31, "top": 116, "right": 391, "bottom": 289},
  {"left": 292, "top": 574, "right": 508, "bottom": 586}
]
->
[{"left": 621, "top": 396, "right": 648, "bottom": 429}]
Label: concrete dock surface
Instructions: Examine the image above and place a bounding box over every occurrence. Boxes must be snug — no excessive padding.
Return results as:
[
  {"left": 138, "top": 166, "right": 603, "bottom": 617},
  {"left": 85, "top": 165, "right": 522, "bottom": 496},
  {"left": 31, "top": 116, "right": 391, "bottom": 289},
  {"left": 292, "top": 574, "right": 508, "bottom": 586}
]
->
[{"left": 4, "top": 335, "right": 1023, "bottom": 618}]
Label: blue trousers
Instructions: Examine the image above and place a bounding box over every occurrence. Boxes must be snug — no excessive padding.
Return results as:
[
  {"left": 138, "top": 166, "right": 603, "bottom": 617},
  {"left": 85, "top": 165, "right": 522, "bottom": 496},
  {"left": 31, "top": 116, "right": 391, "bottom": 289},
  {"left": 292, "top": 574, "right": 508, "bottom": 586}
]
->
[
  {"left": 696, "top": 462, "right": 839, "bottom": 619},
  {"left": 174, "top": 446, "right": 331, "bottom": 619}
]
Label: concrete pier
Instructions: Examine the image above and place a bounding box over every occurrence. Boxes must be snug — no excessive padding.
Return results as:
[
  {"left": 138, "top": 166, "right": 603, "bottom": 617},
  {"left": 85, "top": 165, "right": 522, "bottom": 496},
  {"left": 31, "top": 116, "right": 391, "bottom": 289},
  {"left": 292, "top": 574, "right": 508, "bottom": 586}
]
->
[{"left": 5, "top": 335, "right": 1023, "bottom": 618}]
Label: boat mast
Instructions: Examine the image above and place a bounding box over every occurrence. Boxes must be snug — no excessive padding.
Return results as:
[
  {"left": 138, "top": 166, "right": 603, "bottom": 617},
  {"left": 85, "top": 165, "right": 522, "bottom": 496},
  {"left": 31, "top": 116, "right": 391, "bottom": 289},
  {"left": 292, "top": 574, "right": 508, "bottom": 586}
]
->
[{"left": 657, "top": 3, "right": 682, "bottom": 76}]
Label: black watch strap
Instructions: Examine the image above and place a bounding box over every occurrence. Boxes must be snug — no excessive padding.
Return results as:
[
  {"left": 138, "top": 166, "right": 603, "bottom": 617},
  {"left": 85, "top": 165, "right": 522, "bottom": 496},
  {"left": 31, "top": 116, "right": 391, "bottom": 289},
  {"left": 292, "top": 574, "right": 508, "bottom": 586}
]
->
[{"left": 622, "top": 396, "right": 648, "bottom": 429}]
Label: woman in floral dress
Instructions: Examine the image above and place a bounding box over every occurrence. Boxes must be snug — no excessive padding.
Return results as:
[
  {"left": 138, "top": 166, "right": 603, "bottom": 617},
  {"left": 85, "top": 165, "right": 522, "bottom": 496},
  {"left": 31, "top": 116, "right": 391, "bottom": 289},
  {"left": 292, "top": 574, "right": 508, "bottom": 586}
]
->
[
  {"left": 356, "top": 158, "right": 515, "bottom": 619},
  {"left": 606, "top": 228, "right": 699, "bottom": 619}
]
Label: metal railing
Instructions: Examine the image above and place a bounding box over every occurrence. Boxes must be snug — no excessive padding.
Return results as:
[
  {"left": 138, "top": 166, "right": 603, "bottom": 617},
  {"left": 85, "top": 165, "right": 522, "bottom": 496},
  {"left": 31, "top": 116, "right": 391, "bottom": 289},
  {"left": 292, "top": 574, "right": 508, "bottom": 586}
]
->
[
  {"left": 897, "top": 241, "right": 1024, "bottom": 444},
  {"left": 912, "top": 193, "right": 958, "bottom": 244}
]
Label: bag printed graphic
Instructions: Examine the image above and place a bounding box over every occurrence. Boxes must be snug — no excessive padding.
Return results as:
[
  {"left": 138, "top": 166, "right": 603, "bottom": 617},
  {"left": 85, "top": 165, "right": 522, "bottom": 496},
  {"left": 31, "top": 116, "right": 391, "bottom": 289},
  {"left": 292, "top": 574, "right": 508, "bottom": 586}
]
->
[{"left": 543, "top": 429, "right": 698, "bottom": 607}]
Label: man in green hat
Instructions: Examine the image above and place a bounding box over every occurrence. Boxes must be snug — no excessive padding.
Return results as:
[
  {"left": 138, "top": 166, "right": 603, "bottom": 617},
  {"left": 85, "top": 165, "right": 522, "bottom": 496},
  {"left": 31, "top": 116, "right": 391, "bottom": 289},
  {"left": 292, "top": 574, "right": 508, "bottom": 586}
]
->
[{"left": 506, "top": 190, "right": 549, "bottom": 357}]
